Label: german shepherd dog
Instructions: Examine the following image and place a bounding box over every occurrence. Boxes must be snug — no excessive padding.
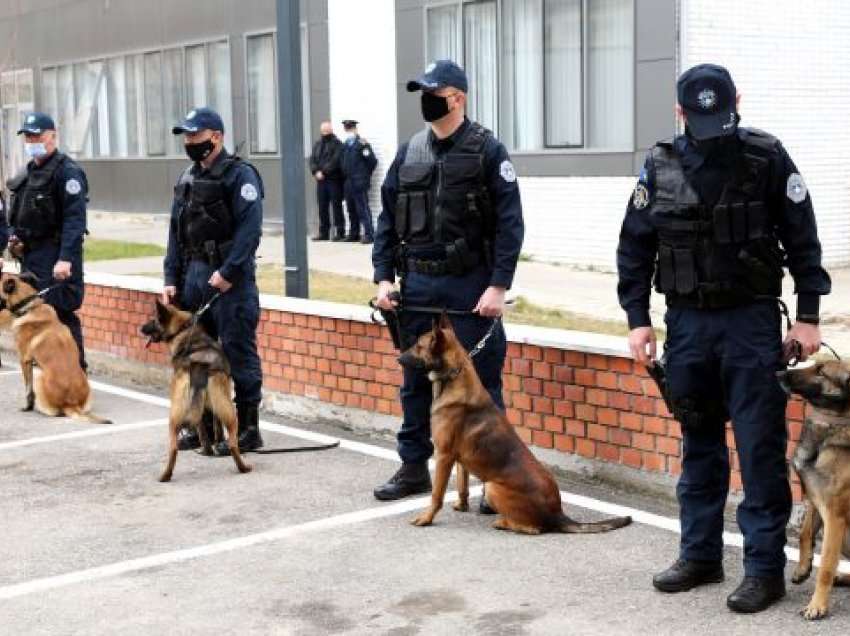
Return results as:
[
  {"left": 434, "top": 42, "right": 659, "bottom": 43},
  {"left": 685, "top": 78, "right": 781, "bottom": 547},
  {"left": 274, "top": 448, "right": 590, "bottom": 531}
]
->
[
  {"left": 140, "top": 300, "right": 252, "bottom": 482},
  {"left": 777, "top": 361, "right": 850, "bottom": 620},
  {"left": 399, "top": 314, "right": 632, "bottom": 534},
  {"left": 0, "top": 272, "right": 110, "bottom": 423}
]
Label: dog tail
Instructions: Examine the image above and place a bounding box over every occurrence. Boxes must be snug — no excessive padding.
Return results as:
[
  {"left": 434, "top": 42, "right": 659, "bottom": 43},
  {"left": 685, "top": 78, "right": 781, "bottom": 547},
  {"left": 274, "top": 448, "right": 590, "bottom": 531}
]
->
[
  {"left": 187, "top": 364, "right": 209, "bottom": 423},
  {"left": 556, "top": 512, "right": 632, "bottom": 534},
  {"left": 67, "top": 410, "right": 113, "bottom": 425}
]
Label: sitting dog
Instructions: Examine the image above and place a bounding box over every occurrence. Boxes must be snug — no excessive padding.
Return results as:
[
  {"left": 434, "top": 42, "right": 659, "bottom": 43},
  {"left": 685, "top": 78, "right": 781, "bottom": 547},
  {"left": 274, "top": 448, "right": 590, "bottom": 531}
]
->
[
  {"left": 0, "top": 272, "right": 110, "bottom": 423},
  {"left": 778, "top": 361, "right": 850, "bottom": 620},
  {"left": 400, "top": 314, "right": 632, "bottom": 534},
  {"left": 140, "top": 300, "right": 251, "bottom": 482}
]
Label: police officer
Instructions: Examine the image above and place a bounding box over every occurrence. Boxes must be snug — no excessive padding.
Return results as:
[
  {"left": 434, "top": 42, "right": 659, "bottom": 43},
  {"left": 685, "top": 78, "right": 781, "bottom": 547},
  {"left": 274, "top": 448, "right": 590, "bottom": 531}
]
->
[
  {"left": 4, "top": 112, "right": 88, "bottom": 370},
  {"left": 340, "top": 119, "right": 377, "bottom": 244},
  {"left": 309, "top": 121, "right": 346, "bottom": 241},
  {"left": 617, "top": 64, "right": 831, "bottom": 613},
  {"left": 162, "top": 107, "right": 264, "bottom": 455},
  {"left": 372, "top": 60, "right": 524, "bottom": 505}
]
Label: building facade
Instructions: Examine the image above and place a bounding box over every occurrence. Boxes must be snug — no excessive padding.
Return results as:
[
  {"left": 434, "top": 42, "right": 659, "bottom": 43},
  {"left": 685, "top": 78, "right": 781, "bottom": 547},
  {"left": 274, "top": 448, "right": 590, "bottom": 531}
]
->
[{"left": 1, "top": 0, "right": 848, "bottom": 269}]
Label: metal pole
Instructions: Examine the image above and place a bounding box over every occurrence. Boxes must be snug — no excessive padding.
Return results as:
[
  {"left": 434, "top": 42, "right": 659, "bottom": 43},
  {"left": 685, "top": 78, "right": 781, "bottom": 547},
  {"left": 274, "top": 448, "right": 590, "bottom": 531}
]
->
[{"left": 276, "top": 0, "right": 309, "bottom": 297}]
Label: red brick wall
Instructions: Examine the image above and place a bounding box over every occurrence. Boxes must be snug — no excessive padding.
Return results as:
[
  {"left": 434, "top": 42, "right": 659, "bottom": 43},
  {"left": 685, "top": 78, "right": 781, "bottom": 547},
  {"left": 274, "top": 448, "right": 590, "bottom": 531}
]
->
[{"left": 80, "top": 282, "right": 806, "bottom": 501}]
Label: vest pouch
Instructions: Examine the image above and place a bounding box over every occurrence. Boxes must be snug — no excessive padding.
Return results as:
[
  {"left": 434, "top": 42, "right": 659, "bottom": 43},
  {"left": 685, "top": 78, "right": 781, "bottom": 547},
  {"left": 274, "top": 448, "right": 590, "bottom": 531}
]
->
[
  {"left": 729, "top": 202, "right": 748, "bottom": 243},
  {"left": 397, "top": 162, "right": 433, "bottom": 243},
  {"left": 192, "top": 179, "right": 225, "bottom": 205},
  {"left": 657, "top": 244, "right": 697, "bottom": 295},
  {"left": 442, "top": 154, "right": 482, "bottom": 188},
  {"left": 745, "top": 202, "right": 766, "bottom": 241},
  {"left": 394, "top": 192, "right": 410, "bottom": 238},
  {"left": 406, "top": 192, "right": 430, "bottom": 239},
  {"left": 713, "top": 204, "right": 732, "bottom": 244}
]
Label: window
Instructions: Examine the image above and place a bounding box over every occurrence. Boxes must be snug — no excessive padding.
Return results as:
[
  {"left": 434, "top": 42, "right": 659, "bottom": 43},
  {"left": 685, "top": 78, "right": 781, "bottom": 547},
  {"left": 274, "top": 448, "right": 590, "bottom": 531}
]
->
[
  {"left": 1, "top": 69, "right": 34, "bottom": 180},
  {"left": 39, "top": 38, "right": 232, "bottom": 159},
  {"left": 426, "top": 0, "right": 634, "bottom": 151},
  {"left": 246, "top": 33, "right": 278, "bottom": 154}
]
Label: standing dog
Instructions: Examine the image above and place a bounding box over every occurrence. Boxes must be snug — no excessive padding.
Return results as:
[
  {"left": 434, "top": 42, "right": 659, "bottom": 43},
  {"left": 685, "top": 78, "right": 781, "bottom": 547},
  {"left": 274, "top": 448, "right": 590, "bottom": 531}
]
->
[
  {"left": 0, "top": 272, "right": 109, "bottom": 423},
  {"left": 400, "top": 314, "right": 632, "bottom": 534},
  {"left": 140, "top": 300, "right": 251, "bottom": 482},
  {"left": 778, "top": 361, "right": 850, "bottom": 620}
]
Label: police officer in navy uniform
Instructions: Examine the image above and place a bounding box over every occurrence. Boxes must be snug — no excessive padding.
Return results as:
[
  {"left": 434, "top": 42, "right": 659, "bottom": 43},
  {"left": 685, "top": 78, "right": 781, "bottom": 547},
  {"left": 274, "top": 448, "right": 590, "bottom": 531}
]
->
[
  {"left": 162, "top": 107, "right": 264, "bottom": 455},
  {"left": 340, "top": 119, "right": 377, "bottom": 244},
  {"left": 309, "top": 121, "right": 346, "bottom": 241},
  {"left": 617, "top": 64, "right": 831, "bottom": 614},
  {"left": 372, "top": 60, "right": 524, "bottom": 504},
  {"left": 4, "top": 112, "right": 89, "bottom": 370}
]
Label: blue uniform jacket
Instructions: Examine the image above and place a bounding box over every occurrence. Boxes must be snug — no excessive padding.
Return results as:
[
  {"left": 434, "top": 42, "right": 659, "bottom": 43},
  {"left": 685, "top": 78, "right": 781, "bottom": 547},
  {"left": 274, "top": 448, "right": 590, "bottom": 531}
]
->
[
  {"left": 373, "top": 118, "right": 525, "bottom": 290},
  {"left": 164, "top": 150, "right": 263, "bottom": 287},
  {"left": 340, "top": 135, "right": 377, "bottom": 191}
]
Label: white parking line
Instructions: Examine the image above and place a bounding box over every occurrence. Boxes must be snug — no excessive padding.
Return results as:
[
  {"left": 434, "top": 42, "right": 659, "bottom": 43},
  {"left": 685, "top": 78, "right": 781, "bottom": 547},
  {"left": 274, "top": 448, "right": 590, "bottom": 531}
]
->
[
  {"left": 0, "top": 486, "right": 481, "bottom": 600},
  {"left": 0, "top": 418, "right": 167, "bottom": 451}
]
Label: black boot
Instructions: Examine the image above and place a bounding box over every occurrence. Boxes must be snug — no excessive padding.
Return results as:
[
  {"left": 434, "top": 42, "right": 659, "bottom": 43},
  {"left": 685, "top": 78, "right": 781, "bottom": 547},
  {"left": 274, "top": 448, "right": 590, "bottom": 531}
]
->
[
  {"left": 373, "top": 463, "right": 431, "bottom": 501},
  {"left": 478, "top": 485, "right": 497, "bottom": 515},
  {"left": 311, "top": 233, "right": 330, "bottom": 241},
  {"left": 331, "top": 232, "right": 346, "bottom": 242},
  {"left": 726, "top": 576, "right": 786, "bottom": 613},
  {"left": 652, "top": 559, "right": 724, "bottom": 593},
  {"left": 178, "top": 411, "right": 215, "bottom": 451},
  {"left": 214, "top": 403, "right": 263, "bottom": 455}
]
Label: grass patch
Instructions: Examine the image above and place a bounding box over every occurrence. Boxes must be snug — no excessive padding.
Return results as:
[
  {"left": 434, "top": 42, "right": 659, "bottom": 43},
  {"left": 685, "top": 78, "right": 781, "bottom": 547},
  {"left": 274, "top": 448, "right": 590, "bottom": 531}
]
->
[
  {"left": 85, "top": 238, "right": 165, "bottom": 261},
  {"left": 253, "top": 265, "right": 649, "bottom": 338}
]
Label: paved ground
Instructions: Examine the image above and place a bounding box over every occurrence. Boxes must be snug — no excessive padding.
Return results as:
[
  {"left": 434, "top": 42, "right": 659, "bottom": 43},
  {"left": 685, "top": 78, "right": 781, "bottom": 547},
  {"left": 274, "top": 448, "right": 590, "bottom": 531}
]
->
[
  {"left": 1, "top": 358, "right": 849, "bottom": 635},
  {"left": 85, "top": 212, "right": 850, "bottom": 354}
]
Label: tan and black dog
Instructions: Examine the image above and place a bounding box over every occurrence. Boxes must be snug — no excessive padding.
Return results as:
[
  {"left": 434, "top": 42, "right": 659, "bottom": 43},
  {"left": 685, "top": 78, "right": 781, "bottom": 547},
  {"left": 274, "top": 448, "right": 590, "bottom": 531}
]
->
[
  {"left": 399, "top": 314, "right": 632, "bottom": 534},
  {"left": 140, "top": 300, "right": 251, "bottom": 482},
  {"left": 778, "top": 361, "right": 850, "bottom": 620},
  {"left": 0, "top": 272, "right": 110, "bottom": 423}
]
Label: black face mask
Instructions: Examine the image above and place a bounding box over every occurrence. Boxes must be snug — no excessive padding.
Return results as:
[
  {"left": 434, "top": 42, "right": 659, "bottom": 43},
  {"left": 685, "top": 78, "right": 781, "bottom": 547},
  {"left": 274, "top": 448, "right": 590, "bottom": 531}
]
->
[
  {"left": 421, "top": 92, "right": 451, "bottom": 123},
  {"left": 185, "top": 139, "right": 215, "bottom": 162},
  {"left": 321, "top": 133, "right": 334, "bottom": 139}
]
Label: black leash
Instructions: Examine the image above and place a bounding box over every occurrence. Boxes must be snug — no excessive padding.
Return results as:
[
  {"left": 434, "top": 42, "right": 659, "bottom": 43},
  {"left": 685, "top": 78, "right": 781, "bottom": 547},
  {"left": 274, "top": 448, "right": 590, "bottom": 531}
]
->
[
  {"left": 254, "top": 440, "right": 340, "bottom": 454},
  {"left": 775, "top": 298, "right": 841, "bottom": 366}
]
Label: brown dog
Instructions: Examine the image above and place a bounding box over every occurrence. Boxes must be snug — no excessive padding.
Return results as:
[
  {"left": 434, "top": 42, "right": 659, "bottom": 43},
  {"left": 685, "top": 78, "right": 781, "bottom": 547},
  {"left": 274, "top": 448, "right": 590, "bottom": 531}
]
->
[
  {"left": 140, "top": 300, "right": 251, "bottom": 482},
  {"left": 778, "top": 361, "right": 850, "bottom": 620},
  {"left": 399, "top": 314, "right": 632, "bottom": 534},
  {"left": 0, "top": 272, "right": 110, "bottom": 423}
]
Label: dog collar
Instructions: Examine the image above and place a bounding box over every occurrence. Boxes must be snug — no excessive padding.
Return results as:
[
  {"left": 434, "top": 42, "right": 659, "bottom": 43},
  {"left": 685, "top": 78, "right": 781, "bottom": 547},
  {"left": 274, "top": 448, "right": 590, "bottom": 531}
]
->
[{"left": 8, "top": 293, "right": 41, "bottom": 316}]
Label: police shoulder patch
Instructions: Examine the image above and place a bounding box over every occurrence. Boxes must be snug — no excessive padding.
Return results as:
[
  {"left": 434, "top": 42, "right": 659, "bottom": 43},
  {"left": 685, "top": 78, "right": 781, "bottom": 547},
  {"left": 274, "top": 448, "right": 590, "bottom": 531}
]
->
[
  {"left": 786, "top": 173, "right": 807, "bottom": 204},
  {"left": 499, "top": 160, "right": 516, "bottom": 183},
  {"left": 632, "top": 183, "right": 650, "bottom": 210},
  {"left": 241, "top": 183, "right": 259, "bottom": 202},
  {"left": 65, "top": 178, "right": 82, "bottom": 195},
  {"left": 362, "top": 148, "right": 371, "bottom": 157}
]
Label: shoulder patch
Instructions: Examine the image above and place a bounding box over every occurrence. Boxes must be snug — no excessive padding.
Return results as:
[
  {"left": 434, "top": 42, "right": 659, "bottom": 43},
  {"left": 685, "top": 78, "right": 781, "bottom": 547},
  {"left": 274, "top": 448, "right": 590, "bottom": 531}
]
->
[
  {"left": 65, "top": 178, "right": 82, "bottom": 195},
  {"left": 632, "top": 183, "right": 650, "bottom": 210},
  {"left": 362, "top": 148, "right": 371, "bottom": 157},
  {"left": 240, "top": 183, "right": 259, "bottom": 202},
  {"left": 786, "top": 173, "right": 807, "bottom": 204},
  {"left": 499, "top": 160, "right": 516, "bottom": 183}
]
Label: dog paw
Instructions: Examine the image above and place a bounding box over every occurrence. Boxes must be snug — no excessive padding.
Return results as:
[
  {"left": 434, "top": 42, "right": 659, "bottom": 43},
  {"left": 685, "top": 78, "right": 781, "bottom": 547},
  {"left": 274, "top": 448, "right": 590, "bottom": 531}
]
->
[
  {"left": 453, "top": 500, "right": 469, "bottom": 512},
  {"left": 410, "top": 513, "right": 433, "bottom": 527},
  {"left": 801, "top": 602, "right": 829, "bottom": 621},
  {"left": 158, "top": 473, "right": 172, "bottom": 483},
  {"left": 791, "top": 568, "right": 811, "bottom": 585}
]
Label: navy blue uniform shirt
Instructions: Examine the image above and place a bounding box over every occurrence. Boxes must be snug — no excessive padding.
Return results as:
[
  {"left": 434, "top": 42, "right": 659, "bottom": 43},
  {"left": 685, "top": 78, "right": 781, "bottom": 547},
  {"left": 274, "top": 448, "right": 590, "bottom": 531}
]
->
[
  {"left": 617, "top": 128, "right": 831, "bottom": 329},
  {"left": 340, "top": 135, "right": 377, "bottom": 190},
  {"left": 164, "top": 150, "right": 263, "bottom": 287},
  {"left": 373, "top": 118, "right": 525, "bottom": 289}
]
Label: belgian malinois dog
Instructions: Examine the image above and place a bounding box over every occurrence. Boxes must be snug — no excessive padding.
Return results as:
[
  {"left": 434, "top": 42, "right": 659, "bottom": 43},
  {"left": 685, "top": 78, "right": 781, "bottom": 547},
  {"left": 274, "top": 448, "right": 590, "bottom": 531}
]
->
[
  {"left": 140, "top": 300, "right": 252, "bottom": 482},
  {"left": 0, "top": 272, "right": 110, "bottom": 423},
  {"left": 777, "top": 361, "right": 850, "bottom": 620},
  {"left": 399, "top": 314, "right": 632, "bottom": 534}
]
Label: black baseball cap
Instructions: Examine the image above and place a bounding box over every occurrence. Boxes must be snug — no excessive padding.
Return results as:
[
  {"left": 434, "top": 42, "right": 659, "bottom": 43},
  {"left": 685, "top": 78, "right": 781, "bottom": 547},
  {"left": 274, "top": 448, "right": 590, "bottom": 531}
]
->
[
  {"left": 17, "top": 111, "right": 55, "bottom": 135},
  {"left": 172, "top": 107, "right": 224, "bottom": 134},
  {"left": 342, "top": 119, "right": 358, "bottom": 129},
  {"left": 407, "top": 59, "right": 468, "bottom": 93},
  {"left": 677, "top": 64, "right": 738, "bottom": 140}
]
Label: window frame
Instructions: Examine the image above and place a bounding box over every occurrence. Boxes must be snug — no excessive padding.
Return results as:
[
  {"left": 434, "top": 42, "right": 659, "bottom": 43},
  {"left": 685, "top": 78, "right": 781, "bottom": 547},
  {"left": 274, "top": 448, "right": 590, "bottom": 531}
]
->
[
  {"left": 423, "top": 0, "right": 635, "bottom": 154},
  {"left": 243, "top": 29, "right": 282, "bottom": 157},
  {"left": 38, "top": 35, "right": 232, "bottom": 161}
]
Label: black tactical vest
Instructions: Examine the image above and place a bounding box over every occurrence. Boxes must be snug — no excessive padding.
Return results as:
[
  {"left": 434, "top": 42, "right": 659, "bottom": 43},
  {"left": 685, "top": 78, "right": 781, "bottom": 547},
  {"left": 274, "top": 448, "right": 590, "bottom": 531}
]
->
[
  {"left": 176, "top": 156, "right": 241, "bottom": 257},
  {"left": 649, "top": 129, "right": 785, "bottom": 307},
  {"left": 395, "top": 122, "right": 494, "bottom": 273},
  {"left": 7, "top": 152, "right": 66, "bottom": 243}
]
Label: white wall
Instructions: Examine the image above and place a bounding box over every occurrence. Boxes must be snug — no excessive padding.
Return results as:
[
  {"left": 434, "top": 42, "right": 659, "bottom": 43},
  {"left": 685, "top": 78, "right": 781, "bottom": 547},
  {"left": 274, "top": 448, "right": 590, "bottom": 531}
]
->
[
  {"left": 327, "top": 0, "right": 398, "bottom": 226},
  {"left": 682, "top": 0, "right": 850, "bottom": 267}
]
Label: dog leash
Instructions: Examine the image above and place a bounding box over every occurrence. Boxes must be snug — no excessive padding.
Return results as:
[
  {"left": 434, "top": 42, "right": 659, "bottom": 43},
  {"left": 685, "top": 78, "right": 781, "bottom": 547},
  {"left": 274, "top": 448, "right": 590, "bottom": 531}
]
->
[{"left": 775, "top": 298, "right": 842, "bottom": 366}]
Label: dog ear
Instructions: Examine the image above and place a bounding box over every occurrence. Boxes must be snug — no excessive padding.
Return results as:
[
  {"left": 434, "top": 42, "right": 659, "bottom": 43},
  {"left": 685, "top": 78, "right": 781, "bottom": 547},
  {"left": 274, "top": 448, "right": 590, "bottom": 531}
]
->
[
  {"left": 18, "top": 271, "right": 40, "bottom": 289},
  {"left": 432, "top": 322, "right": 446, "bottom": 356},
  {"left": 155, "top": 299, "right": 171, "bottom": 323},
  {"left": 2, "top": 278, "right": 16, "bottom": 295},
  {"left": 438, "top": 311, "right": 451, "bottom": 330}
]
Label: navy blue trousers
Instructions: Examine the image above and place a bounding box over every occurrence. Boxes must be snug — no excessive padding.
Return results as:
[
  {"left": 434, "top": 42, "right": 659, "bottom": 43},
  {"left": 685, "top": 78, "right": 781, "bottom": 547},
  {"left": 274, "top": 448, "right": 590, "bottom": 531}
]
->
[
  {"left": 179, "top": 260, "right": 263, "bottom": 406},
  {"left": 22, "top": 243, "right": 86, "bottom": 369},
  {"left": 396, "top": 267, "right": 507, "bottom": 464},
  {"left": 664, "top": 302, "right": 791, "bottom": 577},
  {"left": 317, "top": 178, "right": 345, "bottom": 237},
  {"left": 343, "top": 181, "right": 374, "bottom": 239}
]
